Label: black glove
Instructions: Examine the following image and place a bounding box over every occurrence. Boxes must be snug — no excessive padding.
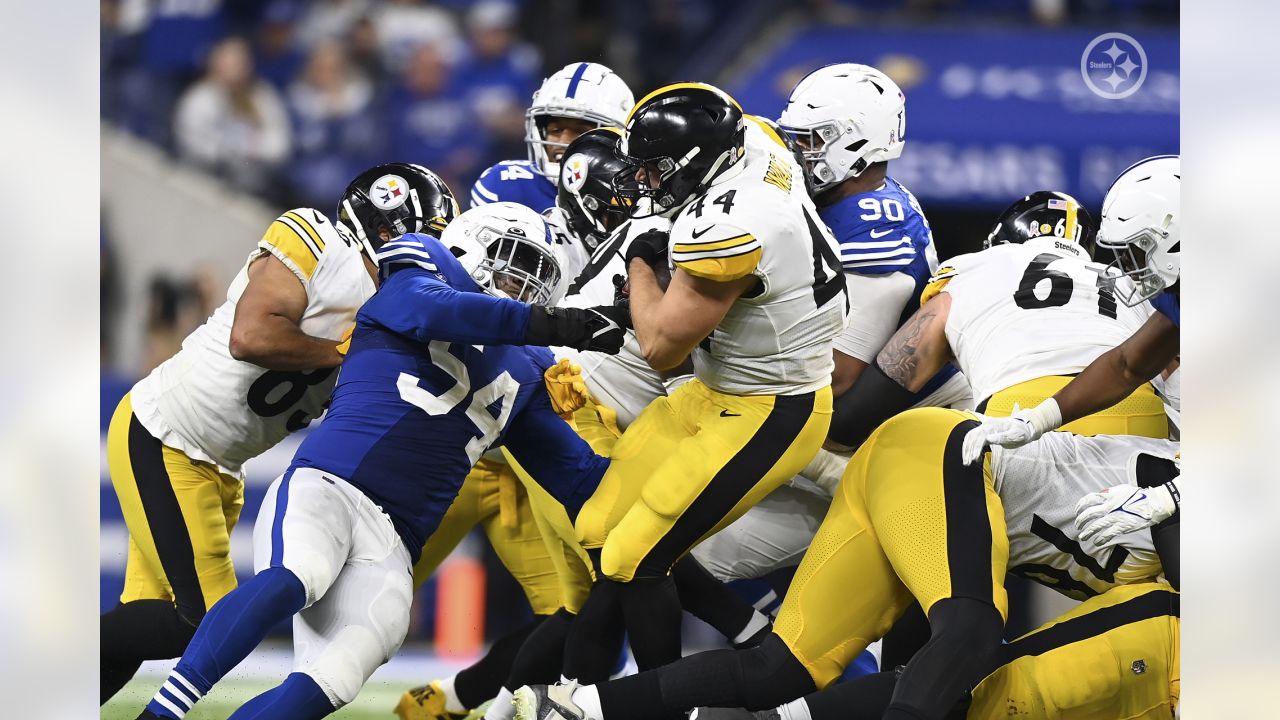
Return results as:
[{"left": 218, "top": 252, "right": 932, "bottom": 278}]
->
[
  {"left": 624, "top": 228, "right": 669, "bottom": 270},
  {"left": 525, "top": 305, "right": 629, "bottom": 354}
]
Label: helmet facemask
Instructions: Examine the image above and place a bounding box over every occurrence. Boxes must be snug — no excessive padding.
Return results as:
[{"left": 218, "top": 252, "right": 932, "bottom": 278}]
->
[
  {"left": 613, "top": 143, "right": 739, "bottom": 219},
  {"left": 778, "top": 121, "right": 866, "bottom": 192},
  {"left": 470, "top": 222, "right": 562, "bottom": 306},
  {"left": 337, "top": 185, "right": 427, "bottom": 261},
  {"left": 1098, "top": 225, "right": 1173, "bottom": 306}
]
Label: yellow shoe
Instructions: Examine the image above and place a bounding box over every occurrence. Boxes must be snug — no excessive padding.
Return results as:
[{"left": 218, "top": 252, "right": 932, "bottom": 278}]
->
[
  {"left": 393, "top": 680, "right": 469, "bottom": 720},
  {"left": 463, "top": 699, "right": 494, "bottom": 720}
]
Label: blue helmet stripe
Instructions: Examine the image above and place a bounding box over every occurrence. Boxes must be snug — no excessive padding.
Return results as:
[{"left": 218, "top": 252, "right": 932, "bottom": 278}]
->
[{"left": 566, "top": 62, "right": 590, "bottom": 98}]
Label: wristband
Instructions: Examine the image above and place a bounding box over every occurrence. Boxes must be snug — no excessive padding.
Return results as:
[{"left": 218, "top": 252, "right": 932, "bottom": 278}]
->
[
  {"left": 1020, "top": 398, "right": 1064, "bottom": 435},
  {"left": 1164, "top": 478, "right": 1180, "bottom": 509}
]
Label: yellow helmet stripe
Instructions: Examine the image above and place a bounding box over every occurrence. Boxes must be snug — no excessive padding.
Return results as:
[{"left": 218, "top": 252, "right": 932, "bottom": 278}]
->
[
  {"left": 1063, "top": 198, "right": 1078, "bottom": 243},
  {"left": 626, "top": 82, "right": 742, "bottom": 124}
]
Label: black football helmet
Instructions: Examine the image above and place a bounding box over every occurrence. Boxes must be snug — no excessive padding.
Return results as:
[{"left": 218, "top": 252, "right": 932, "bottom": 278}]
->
[
  {"left": 337, "top": 162, "right": 460, "bottom": 260},
  {"left": 556, "top": 127, "right": 636, "bottom": 249},
  {"left": 986, "top": 190, "right": 1097, "bottom": 258},
  {"left": 614, "top": 82, "right": 746, "bottom": 218}
]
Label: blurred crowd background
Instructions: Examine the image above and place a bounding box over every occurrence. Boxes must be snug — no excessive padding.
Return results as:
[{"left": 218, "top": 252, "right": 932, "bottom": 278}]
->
[{"left": 100, "top": 0, "right": 1178, "bottom": 650}]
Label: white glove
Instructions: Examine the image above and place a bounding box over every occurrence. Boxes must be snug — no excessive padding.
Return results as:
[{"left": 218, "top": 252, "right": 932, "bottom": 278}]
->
[
  {"left": 1074, "top": 479, "right": 1180, "bottom": 546},
  {"left": 960, "top": 399, "right": 1063, "bottom": 465}
]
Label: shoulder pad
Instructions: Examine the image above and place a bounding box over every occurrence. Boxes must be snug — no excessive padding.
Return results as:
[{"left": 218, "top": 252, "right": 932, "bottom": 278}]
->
[
  {"left": 258, "top": 208, "right": 335, "bottom": 282},
  {"left": 671, "top": 222, "right": 762, "bottom": 281}
]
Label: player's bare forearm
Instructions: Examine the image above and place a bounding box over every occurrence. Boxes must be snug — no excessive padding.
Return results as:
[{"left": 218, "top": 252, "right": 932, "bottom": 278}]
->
[
  {"left": 1052, "top": 311, "right": 1179, "bottom": 425},
  {"left": 628, "top": 259, "right": 692, "bottom": 370},
  {"left": 831, "top": 350, "right": 869, "bottom": 397},
  {"left": 874, "top": 293, "right": 953, "bottom": 392},
  {"left": 628, "top": 260, "right": 751, "bottom": 371},
  {"left": 230, "top": 253, "right": 344, "bottom": 370},
  {"left": 229, "top": 313, "right": 343, "bottom": 370}
]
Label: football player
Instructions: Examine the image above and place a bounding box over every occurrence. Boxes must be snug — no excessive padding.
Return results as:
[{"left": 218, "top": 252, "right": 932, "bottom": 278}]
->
[
  {"left": 509, "top": 411, "right": 1180, "bottom": 720},
  {"left": 470, "top": 62, "right": 634, "bottom": 213},
  {"left": 135, "top": 205, "right": 628, "bottom": 720},
  {"left": 512, "top": 190, "right": 1175, "bottom": 720},
  {"left": 962, "top": 155, "right": 1180, "bottom": 463},
  {"left": 543, "top": 81, "right": 848, "bottom": 683},
  {"left": 694, "top": 62, "right": 971, "bottom": 592},
  {"left": 694, "top": 582, "right": 1179, "bottom": 720},
  {"left": 394, "top": 64, "right": 633, "bottom": 720},
  {"left": 100, "top": 163, "right": 453, "bottom": 703}
]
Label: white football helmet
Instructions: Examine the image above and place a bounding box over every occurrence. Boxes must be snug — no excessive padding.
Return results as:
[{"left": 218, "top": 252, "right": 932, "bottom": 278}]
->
[
  {"left": 441, "top": 202, "right": 564, "bottom": 306},
  {"left": 1097, "top": 155, "right": 1180, "bottom": 306},
  {"left": 526, "top": 62, "right": 634, "bottom": 179},
  {"left": 777, "top": 63, "right": 906, "bottom": 193}
]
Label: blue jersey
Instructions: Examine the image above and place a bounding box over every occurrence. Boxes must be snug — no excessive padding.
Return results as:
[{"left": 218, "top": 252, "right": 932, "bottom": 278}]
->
[
  {"left": 471, "top": 160, "right": 558, "bottom": 213},
  {"left": 820, "top": 176, "right": 956, "bottom": 393},
  {"left": 1151, "top": 289, "right": 1179, "bottom": 328},
  {"left": 819, "top": 176, "right": 936, "bottom": 288},
  {"left": 291, "top": 234, "right": 606, "bottom": 559}
]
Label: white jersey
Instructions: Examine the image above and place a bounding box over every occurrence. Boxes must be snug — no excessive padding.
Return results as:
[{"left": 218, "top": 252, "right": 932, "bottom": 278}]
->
[
  {"left": 130, "top": 209, "right": 376, "bottom": 476},
  {"left": 668, "top": 119, "right": 848, "bottom": 395},
  {"left": 936, "top": 237, "right": 1152, "bottom": 404},
  {"left": 553, "top": 214, "right": 680, "bottom": 429},
  {"left": 993, "top": 432, "right": 1178, "bottom": 600}
]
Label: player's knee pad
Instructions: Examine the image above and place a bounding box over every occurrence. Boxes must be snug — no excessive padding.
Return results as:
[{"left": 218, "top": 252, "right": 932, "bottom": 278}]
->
[{"left": 737, "top": 633, "right": 818, "bottom": 710}]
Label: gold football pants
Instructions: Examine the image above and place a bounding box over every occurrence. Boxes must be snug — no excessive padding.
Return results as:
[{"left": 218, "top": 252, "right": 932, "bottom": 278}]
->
[
  {"left": 969, "top": 582, "right": 1179, "bottom": 718},
  {"left": 775, "top": 407, "right": 1008, "bottom": 688},
  {"left": 108, "top": 393, "right": 244, "bottom": 621},
  {"left": 577, "top": 379, "right": 833, "bottom": 582}
]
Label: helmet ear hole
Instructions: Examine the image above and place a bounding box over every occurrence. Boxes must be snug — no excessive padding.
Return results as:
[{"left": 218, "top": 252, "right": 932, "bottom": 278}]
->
[{"left": 449, "top": 245, "right": 467, "bottom": 258}]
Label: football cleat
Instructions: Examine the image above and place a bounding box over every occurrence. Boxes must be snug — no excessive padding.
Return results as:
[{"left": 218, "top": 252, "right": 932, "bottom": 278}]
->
[
  {"left": 513, "top": 683, "right": 586, "bottom": 720},
  {"left": 463, "top": 699, "right": 494, "bottom": 720},
  {"left": 689, "top": 708, "right": 780, "bottom": 720},
  {"left": 393, "top": 680, "right": 469, "bottom": 720}
]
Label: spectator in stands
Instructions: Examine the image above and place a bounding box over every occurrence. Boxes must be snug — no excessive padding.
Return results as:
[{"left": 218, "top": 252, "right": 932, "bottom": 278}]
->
[
  {"left": 374, "top": 0, "right": 462, "bottom": 72},
  {"left": 349, "top": 14, "right": 389, "bottom": 89},
  {"left": 388, "top": 42, "right": 491, "bottom": 192},
  {"left": 286, "top": 40, "right": 382, "bottom": 208},
  {"left": 456, "top": 0, "right": 540, "bottom": 160},
  {"left": 254, "top": 0, "right": 308, "bottom": 90},
  {"left": 174, "top": 36, "right": 292, "bottom": 201},
  {"left": 296, "top": 0, "right": 373, "bottom": 49}
]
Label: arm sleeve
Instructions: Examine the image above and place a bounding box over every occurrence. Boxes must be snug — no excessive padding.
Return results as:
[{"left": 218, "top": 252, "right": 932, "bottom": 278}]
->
[
  {"left": 367, "top": 271, "right": 534, "bottom": 345},
  {"left": 835, "top": 271, "right": 917, "bottom": 363},
  {"left": 503, "top": 392, "right": 609, "bottom": 520},
  {"left": 470, "top": 167, "right": 501, "bottom": 209},
  {"left": 828, "top": 362, "right": 919, "bottom": 448}
]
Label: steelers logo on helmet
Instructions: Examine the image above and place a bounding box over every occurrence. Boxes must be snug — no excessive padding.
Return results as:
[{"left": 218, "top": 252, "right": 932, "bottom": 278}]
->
[
  {"left": 370, "top": 174, "right": 409, "bottom": 210},
  {"left": 562, "top": 153, "right": 590, "bottom": 193}
]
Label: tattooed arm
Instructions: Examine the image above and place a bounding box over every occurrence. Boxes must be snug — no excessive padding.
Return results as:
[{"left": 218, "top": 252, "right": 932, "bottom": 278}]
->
[
  {"left": 875, "top": 292, "right": 955, "bottom": 392},
  {"left": 827, "top": 293, "right": 956, "bottom": 449}
]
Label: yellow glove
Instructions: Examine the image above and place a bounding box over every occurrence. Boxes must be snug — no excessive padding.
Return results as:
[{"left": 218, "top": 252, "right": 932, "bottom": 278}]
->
[
  {"left": 544, "top": 357, "right": 590, "bottom": 417},
  {"left": 336, "top": 324, "right": 355, "bottom": 357}
]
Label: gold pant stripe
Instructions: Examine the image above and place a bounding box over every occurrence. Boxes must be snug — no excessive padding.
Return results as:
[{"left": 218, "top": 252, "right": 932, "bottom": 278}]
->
[
  {"left": 981, "top": 375, "right": 1168, "bottom": 438},
  {"left": 109, "top": 393, "right": 243, "bottom": 616}
]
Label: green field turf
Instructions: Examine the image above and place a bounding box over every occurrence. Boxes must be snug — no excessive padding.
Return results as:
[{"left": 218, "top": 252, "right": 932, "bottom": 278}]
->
[{"left": 102, "top": 677, "right": 409, "bottom": 719}]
